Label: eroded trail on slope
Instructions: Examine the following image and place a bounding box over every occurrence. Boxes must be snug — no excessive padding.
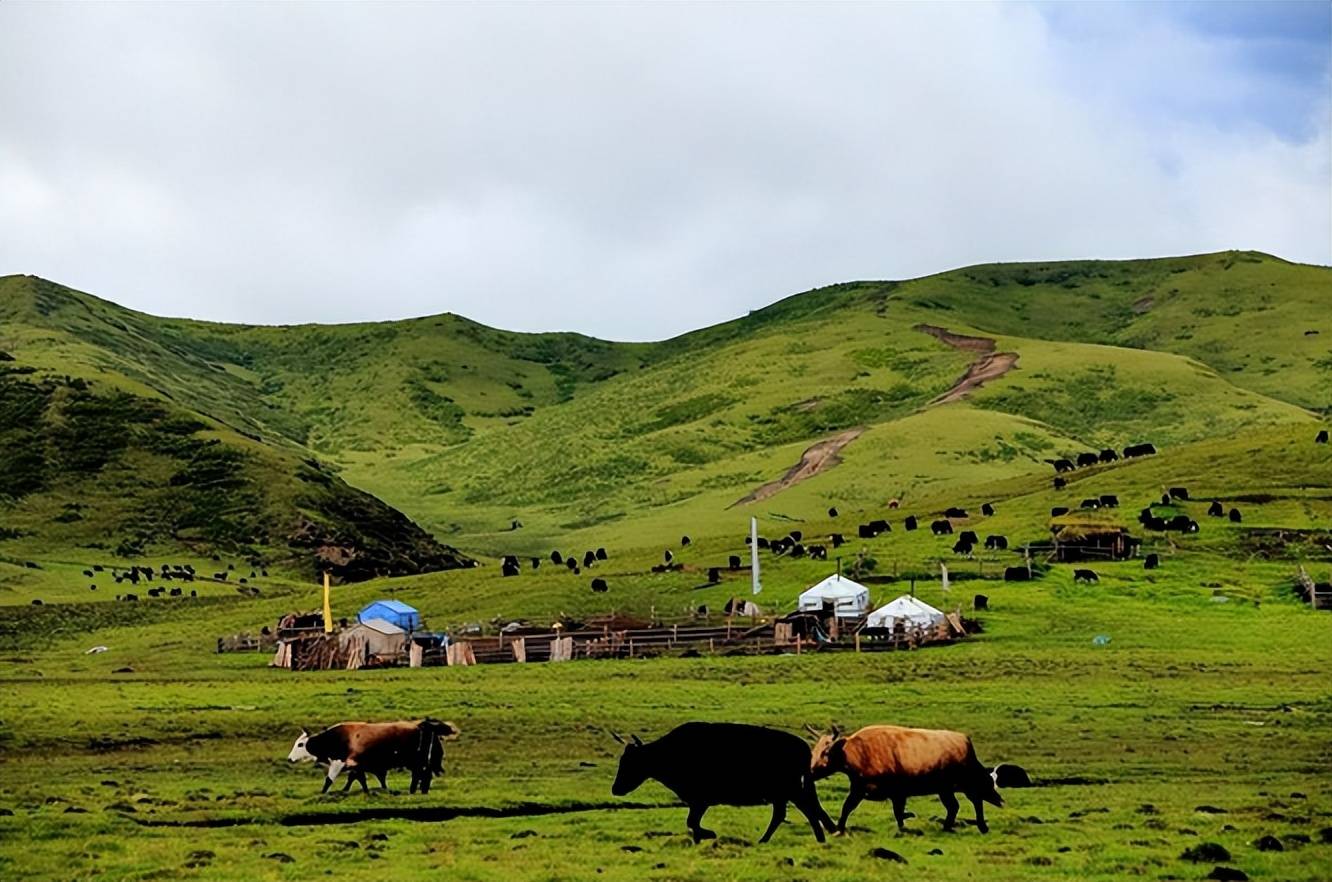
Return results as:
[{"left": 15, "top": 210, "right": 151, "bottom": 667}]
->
[
  {"left": 731, "top": 427, "right": 864, "bottom": 507},
  {"left": 914, "top": 323, "right": 1019, "bottom": 404}
]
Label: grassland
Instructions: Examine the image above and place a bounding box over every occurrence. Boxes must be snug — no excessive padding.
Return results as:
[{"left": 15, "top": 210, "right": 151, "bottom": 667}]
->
[{"left": 1, "top": 252, "right": 1330, "bottom": 880}]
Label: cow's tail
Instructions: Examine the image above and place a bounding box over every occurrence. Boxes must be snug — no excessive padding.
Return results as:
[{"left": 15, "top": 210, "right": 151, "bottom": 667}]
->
[{"left": 967, "top": 741, "right": 1003, "bottom": 807}]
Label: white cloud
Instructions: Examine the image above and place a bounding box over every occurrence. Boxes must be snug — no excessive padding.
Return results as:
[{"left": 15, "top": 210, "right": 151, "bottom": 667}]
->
[{"left": 0, "top": 3, "right": 1327, "bottom": 339}]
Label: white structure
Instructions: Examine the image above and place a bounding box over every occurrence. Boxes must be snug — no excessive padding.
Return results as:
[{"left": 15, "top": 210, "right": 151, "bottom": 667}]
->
[
  {"left": 797, "top": 574, "right": 871, "bottom": 619},
  {"left": 866, "top": 594, "right": 946, "bottom": 631}
]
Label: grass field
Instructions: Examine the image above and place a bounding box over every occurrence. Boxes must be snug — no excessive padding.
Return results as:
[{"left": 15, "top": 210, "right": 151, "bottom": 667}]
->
[{"left": 1, "top": 252, "right": 1331, "bottom": 880}]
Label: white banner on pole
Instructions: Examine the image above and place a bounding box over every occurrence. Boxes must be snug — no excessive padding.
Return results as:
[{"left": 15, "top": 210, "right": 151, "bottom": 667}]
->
[
  {"left": 940, "top": 562, "right": 950, "bottom": 594},
  {"left": 751, "top": 517, "right": 762, "bottom": 595}
]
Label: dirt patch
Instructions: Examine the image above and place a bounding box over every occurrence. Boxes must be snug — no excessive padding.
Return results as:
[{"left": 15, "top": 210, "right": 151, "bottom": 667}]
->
[
  {"left": 731, "top": 428, "right": 864, "bottom": 507},
  {"left": 914, "top": 324, "right": 1019, "bottom": 404}
]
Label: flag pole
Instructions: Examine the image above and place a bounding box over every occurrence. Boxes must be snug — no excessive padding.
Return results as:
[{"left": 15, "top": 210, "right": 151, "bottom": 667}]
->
[
  {"left": 750, "top": 517, "right": 761, "bottom": 596},
  {"left": 322, "top": 571, "right": 334, "bottom": 633}
]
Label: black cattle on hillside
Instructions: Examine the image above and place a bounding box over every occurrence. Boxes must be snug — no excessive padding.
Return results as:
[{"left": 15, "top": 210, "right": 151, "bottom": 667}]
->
[
  {"left": 1169, "top": 487, "right": 1189, "bottom": 500},
  {"left": 1053, "top": 476, "right": 1067, "bottom": 490},
  {"left": 789, "top": 544, "right": 806, "bottom": 558},
  {"left": 551, "top": 551, "right": 564, "bottom": 565},
  {"left": 857, "top": 524, "right": 875, "bottom": 539},
  {"left": 1167, "top": 515, "right": 1199, "bottom": 533},
  {"left": 531, "top": 557, "right": 541, "bottom": 570},
  {"left": 1048, "top": 458, "right": 1075, "bottom": 473},
  {"left": 958, "top": 530, "right": 978, "bottom": 545},
  {"left": 789, "top": 530, "right": 803, "bottom": 542},
  {"left": 984, "top": 535, "right": 1008, "bottom": 551},
  {"left": 953, "top": 538, "right": 974, "bottom": 555},
  {"left": 828, "top": 507, "right": 839, "bottom": 518},
  {"left": 708, "top": 568, "right": 721, "bottom": 584},
  {"left": 1098, "top": 449, "right": 1118, "bottom": 463},
  {"left": 944, "top": 507, "right": 967, "bottom": 519},
  {"left": 501, "top": 561, "right": 520, "bottom": 578},
  {"left": 1076, "top": 452, "right": 1099, "bottom": 468},
  {"left": 1229, "top": 508, "right": 1242, "bottom": 523},
  {"left": 931, "top": 519, "right": 954, "bottom": 535},
  {"left": 610, "top": 724, "right": 832, "bottom": 843},
  {"left": 1161, "top": 493, "right": 1172, "bottom": 506},
  {"left": 809, "top": 545, "right": 827, "bottom": 560},
  {"left": 729, "top": 555, "right": 742, "bottom": 570},
  {"left": 1144, "top": 516, "right": 1167, "bottom": 530},
  {"left": 1208, "top": 500, "right": 1224, "bottom": 517},
  {"left": 1051, "top": 506, "right": 1069, "bottom": 517},
  {"left": 591, "top": 578, "right": 608, "bottom": 593},
  {"left": 974, "top": 594, "right": 989, "bottom": 611},
  {"left": 1003, "top": 567, "right": 1031, "bottom": 582},
  {"left": 664, "top": 549, "right": 674, "bottom": 564},
  {"left": 1122, "top": 443, "right": 1157, "bottom": 458},
  {"left": 981, "top": 502, "right": 995, "bottom": 517},
  {"left": 830, "top": 533, "right": 845, "bottom": 548},
  {"left": 1099, "top": 494, "right": 1118, "bottom": 508},
  {"left": 903, "top": 516, "right": 918, "bottom": 531},
  {"left": 1316, "top": 429, "right": 1328, "bottom": 444},
  {"left": 756, "top": 537, "right": 770, "bottom": 549},
  {"left": 596, "top": 548, "right": 608, "bottom": 561},
  {"left": 1080, "top": 498, "right": 1101, "bottom": 510},
  {"left": 584, "top": 551, "right": 597, "bottom": 568},
  {"left": 681, "top": 536, "right": 691, "bottom": 547},
  {"left": 566, "top": 557, "right": 578, "bottom": 571},
  {"left": 867, "top": 520, "right": 889, "bottom": 536},
  {"left": 1144, "top": 553, "right": 1160, "bottom": 569},
  {"left": 1073, "top": 569, "right": 1098, "bottom": 583}
]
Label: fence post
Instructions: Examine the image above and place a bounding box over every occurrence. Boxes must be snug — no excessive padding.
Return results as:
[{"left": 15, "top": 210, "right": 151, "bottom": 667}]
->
[{"left": 855, "top": 633, "right": 861, "bottom": 653}]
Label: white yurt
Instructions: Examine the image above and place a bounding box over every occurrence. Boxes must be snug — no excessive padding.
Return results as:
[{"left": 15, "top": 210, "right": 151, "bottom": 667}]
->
[
  {"left": 865, "top": 594, "right": 946, "bottom": 631},
  {"left": 797, "top": 574, "right": 871, "bottom": 618}
]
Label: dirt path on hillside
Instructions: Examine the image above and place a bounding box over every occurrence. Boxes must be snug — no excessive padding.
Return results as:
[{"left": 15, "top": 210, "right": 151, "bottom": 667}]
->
[
  {"left": 915, "top": 323, "right": 1019, "bottom": 404},
  {"left": 731, "top": 427, "right": 864, "bottom": 507}
]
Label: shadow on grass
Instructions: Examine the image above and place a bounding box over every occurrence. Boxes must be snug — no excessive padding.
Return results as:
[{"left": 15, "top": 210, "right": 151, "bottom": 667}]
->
[{"left": 128, "top": 799, "right": 667, "bottom": 828}]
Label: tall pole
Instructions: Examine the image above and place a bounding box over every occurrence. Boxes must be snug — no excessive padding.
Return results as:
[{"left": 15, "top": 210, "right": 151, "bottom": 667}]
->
[
  {"left": 750, "top": 517, "right": 761, "bottom": 595},
  {"left": 322, "top": 571, "right": 333, "bottom": 633}
]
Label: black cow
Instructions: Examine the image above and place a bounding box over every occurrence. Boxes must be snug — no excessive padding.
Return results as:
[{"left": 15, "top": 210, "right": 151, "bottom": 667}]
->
[
  {"left": 1316, "top": 429, "right": 1328, "bottom": 444},
  {"left": 944, "top": 507, "right": 967, "bottom": 519},
  {"left": 1099, "top": 494, "right": 1119, "bottom": 508},
  {"left": 973, "top": 594, "right": 989, "bottom": 611},
  {"left": 1145, "top": 516, "right": 1167, "bottom": 530},
  {"left": 729, "top": 555, "right": 742, "bottom": 570},
  {"left": 1076, "top": 452, "right": 1099, "bottom": 468},
  {"left": 756, "top": 537, "right": 770, "bottom": 549},
  {"left": 1073, "top": 569, "right": 1098, "bottom": 583},
  {"left": 828, "top": 507, "right": 839, "bottom": 518},
  {"left": 1050, "top": 507, "right": 1069, "bottom": 517},
  {"left": 1003, "top": 567, "right": 1031, "bottom": 582},
  {"left": 789, "top": 544, "right": 806, "bottom": 558},
  {"left": 610, "top": 724, "right": 833, "bottom": 844},
  {"left": 1080, "top": 498, "right": 1101, "bottom": 510},
  {"left": 1168, "top": 515, "right": 1199, "bottom": 533},
  {"left": 681, "top": 536, "right": 691, "bottom": 547},
  {"left": 858, "top": 524, "right": 876, "bottom": 539},
  {"left": 1169, "top": 487, "right": 1189, "bottom": 500},
  {"left": 551, "top": 551, "right": 564, "bottom": 565},
  {"left": 869, "top": 520, "right": 890, "bottom": 535},
  {"left": 1208, "top": 500, "right": 1224, "bottom": 517},
  {"left": 1098, "top": 449, "right": 1118, "bottom": 463},
  {"left": 1228, "top": 508, "right": 1242, "bottom": 523},
  {"left": 584, "top": 551, "right": 597, "bottom": 568},
  {"left": 566, "top": 557, "right": 578, "bottom": 571},
  {"left": 830, "top": 533, "right": 845, "bottom": 548},
  {"left": 981, "top": 502, "right": 995, "bottom": 517},
  {"left": 1144, "top": 553, "right": 1160, "bottom": 569},
  {"left": 809, "top": 545, "right": 827, "bottom": 560},
  {"left": 596, "top": 548, "right": 608, "bottom": 561},
  {"left": 984, "top": 535, "right": 1008, "bottom": 551},
  {"left": 82, "top": 569, "right": 93, "bottom": 578},
  {"left": 531, "top": 557, "right": 541, "bottom": 570},
  {"left": 958, "top": 530, "right": 978, "bottom": 545},
  {"left": 953, "top": 538, "right": 973, "bottom": 555},
  {"left": 1053, "top": 476, "right": 1066, "bottom": 490},
  {"left": 789, "top": 530, "right": 803, "bottom": 542},
  {"left": 1161, "top": 493, "right": 1172, "bottom": 506},
  {"left": 1048, "top": 458, "right": 1075, "bottom": 473},
  {"left": 903, "top": 516, "right": 918, "bottom": 531},
  {"left": 589, "top": 577, "right": 608, "bottom": 593},
  {"left": 931, "top": 520, "right": 954, "bottom": 535},
  {"left": 664, "top": 549, "right": 674, "bottom": 564},
  {"left": 708, "top": 568, "right": 721, "bottom": 584},
  {"left": 1122, "top": 443, "right": 1157, "bottom": 458}
]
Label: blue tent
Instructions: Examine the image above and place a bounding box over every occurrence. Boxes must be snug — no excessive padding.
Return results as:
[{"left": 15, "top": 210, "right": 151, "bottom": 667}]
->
[{"left": 357, "top": 600, "right": 421, "bottom": 632}]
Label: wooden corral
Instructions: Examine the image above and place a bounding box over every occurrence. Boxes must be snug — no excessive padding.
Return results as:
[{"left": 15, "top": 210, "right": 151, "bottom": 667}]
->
[{"left": 1295, "top": 566, "right": 1332, "bottom": 610}]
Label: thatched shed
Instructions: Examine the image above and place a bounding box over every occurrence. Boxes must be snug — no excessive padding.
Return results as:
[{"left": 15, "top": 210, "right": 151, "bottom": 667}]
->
[{"left": 1049, "top": 522, "right": 1140, "bottom": 562}]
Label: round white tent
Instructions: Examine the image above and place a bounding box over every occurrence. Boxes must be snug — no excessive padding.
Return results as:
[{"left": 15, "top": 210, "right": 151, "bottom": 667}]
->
[
  {"left": 797, "top": 574, "right": 871, "bottom": 618},
  {"left": 865, "top": 594, "right": 946, "bottom": 630}
]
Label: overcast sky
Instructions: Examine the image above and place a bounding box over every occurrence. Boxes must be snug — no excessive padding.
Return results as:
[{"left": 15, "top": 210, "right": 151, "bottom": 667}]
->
[{"left": 2, "top": 2, "right": 1328, "bottom": 340}]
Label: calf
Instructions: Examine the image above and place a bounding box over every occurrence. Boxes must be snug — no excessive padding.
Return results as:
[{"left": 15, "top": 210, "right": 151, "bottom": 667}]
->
[
  {"left": 611, "top": 723, "right": 832, "bottom": 843},
  {"left": 1073, "top": 569, "right": 1098, "bottom": 583},
  {"left": 809, "top": 724, "right": 1003, "bottom": 834}
]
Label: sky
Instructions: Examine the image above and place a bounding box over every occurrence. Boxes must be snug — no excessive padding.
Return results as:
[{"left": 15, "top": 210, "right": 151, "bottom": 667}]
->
[{"left": 1, "top": 2, "right": 1328, "bottom": 340}]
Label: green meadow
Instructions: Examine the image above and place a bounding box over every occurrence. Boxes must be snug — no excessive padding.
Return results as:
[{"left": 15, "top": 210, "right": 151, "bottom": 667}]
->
[{"left": 1, "top": 251, "right": 1330, "bottom": 880}]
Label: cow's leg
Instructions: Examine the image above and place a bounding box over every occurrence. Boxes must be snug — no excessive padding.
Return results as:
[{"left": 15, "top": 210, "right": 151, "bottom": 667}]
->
[
  {"left": 341, "top": 771, "right": 355, "bottom": 792},
  {"left": 323, "top": 759, "right": 345, "bottom": 793},
  {"left": 794, "top": 789, "right": 829, "bottom": 843},
  {"left": 758, "top": 800, "right": 786, "bottom": 843},
  {"left": 686, "top": 804, "right": 715, "bottom": 843},
  {"left": 375, "top": 770, "right": 387, "bottom": 791},
  {"left": 939, "top": 791, "right": 960, "bottom": 831},
  {"left": 837, "top": 781, "right": 865, "bottom": 834},
  {"left": 891, "top": 794, "right": 909, "bottom": 831},
  {"left": 968, "top": 793, "right": 989, "bottom": 833}
]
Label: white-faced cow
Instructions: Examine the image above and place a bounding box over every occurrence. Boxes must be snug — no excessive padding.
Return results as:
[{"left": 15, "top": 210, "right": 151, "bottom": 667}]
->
[
  {"left": 809, "top": 724, "right": 1004, "bottom": 834},
  {"left": 288, "top": 719, "right": 459, "bottom": 794},
  {"left": 611, "top": 723, "right": 833, "bottom": 844}
]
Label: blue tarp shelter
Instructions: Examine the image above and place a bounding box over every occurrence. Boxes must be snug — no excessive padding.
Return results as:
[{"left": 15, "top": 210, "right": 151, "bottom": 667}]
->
[{"left": 357, "top": 599, "right": 421, "bottom": 632}]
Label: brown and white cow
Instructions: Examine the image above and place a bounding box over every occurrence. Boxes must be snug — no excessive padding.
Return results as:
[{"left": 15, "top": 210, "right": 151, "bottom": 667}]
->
[
  {"left": 808, "top": 724, "right": 1003, "bottom": 834},
  {"left": 288, "top": 719, "right": 459, "bottom": 794}
]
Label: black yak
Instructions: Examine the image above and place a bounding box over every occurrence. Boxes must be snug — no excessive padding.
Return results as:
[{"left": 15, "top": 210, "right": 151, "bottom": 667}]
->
[
  {"left": 1098, "top": 449, "right": 1118, "bottom": 463},
  {"left": 1228, "top": 508, "right": 1242, "bottom": 523},
  {"left": 830, "top": 533, "right": 845, "bottom": 548},
  {"left": 1208, "top": 500, "right": 1224, "bottom": 517},
  {"left": 828, "top": 506, "right": 839, "bottom": 517},
  {"left": 1050, "top": 507, "right": 1069, "bottom": 517},
  {"left": 1169, "top": 487, "right": 1189, "bottom": 500},
  {"left": 952, "top": 538, "right": 973, "bottom": 555},
  {"left": 1053, "top": 476, "right": 1066, "bottom": 490},
  {"left": 903, "top": 516, "right": 918, "bottom": 531},
  {"left": 1144, "top": 553, "right": 1160, "bottom": 569},
  {"left": 728, "top": 555, "right": 742, "bottom": 570},
  {"left": 592, "top": 578, "right": 609, "bottom": 592},
  {"left": 944, "top": 507, "right": 967, "bottom": 519},
  {"left": 1072, "top": 569, "right": 1098, "bottom": 583},
  {"left": 1076, "top": 452, "right": 1099, "bottom": 468},
  {"left": 1316, "top": 430, "right": 1328, "bottom": 444},
  {"left": 611, "top": 724, "right": 832, "bottom": 843},
  {"left": 681, "top": 535, "right": 691, "bottom": 547},
  {"left": 973, "top": 594, "right": 988, "bottom": 610},
  {"left": 1003, "top": 567, "right": 1031, "bottom": 582},
  {"left": 1122, "top": 443, "right": 1157, "bottom": 458},
  {"left": 930, "top": 520, "right": 954, "bottom": 535},
  {"left": 984, "top": 535, "right": 1008, "bottom": 551},
  {"left": 1048, "top": 458, "right": 1075, "bottom": 473},
  {"left": 981, "top": 502, "right": 995, "bottom": 517},
  {"left": 1099, "top": 494, "right": 1119, "bottom": 508}
]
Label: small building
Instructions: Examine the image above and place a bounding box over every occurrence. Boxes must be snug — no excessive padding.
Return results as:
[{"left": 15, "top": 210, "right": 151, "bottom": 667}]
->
[
  {"left": 866, "top": 595, "right": 945, "bottom": 631},
  {"left": 339, "top": 617, "right": 408, "bottom": 659},
  {"left": 1048, "top": 523, "right": 1140, "bottom": 562},
  {"left": 357, "top": 599, "right": 421, "bottom": 632},
  {"left": 797, "top": 574, "right": 871, "bottom": 619}
]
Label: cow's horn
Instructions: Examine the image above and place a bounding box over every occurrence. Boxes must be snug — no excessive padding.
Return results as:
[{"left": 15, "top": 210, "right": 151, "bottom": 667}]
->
[
  {"left": 609, "top": 730, "right": 626, "bottom": 744},
  {"left": 804, "top": 724, "right": 820, "bottom": 737},
  {"left": 630, "top": 734, "right": 643, "bottom": 746}
]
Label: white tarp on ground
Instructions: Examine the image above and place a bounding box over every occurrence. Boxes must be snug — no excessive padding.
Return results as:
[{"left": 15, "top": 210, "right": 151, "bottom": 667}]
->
[
  {"left": 866, "top": 594, "right": 946, "bottom": 630},
  {"left": 797, "top": 574, "right": 871, "bottom": 618}
]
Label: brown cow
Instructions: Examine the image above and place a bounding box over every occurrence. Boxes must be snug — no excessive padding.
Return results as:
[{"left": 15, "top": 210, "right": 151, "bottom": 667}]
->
[
  {"left": 288, "top": 719, "right": 459, "bottom": 793},
  {"left": 809, "top": 724, "right": 1002, "bottom": 834}
]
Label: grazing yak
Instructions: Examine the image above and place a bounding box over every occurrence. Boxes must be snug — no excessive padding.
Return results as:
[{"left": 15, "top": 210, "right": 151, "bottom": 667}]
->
[
  {"left": 930, "top": 520, "right": 954, "bottom": 536},
  {"left": 1098, "top": 448, "right": 1118, "bottom": 463},
  {"left": 1080, "top": 498, "right": 1101, "bottom": 510},
  {"left": 1208, "top": 500, "right": 1224, "bottom": 517},
  {"left": 592, "top": 577, "right": 609, "bottom": 593},
  {"left": 1053, "top": 476, "right": 1067, "bottom": 490},
  {"left": 583, "top": 551, "right": 597, "bottom": 568},
  {"left": 288, "top": 719, "right": 460, "bottom": 794},
  {"left": 944, "top": 507, "right": 967, "bottom": 519},
  {"left": 809, "top": 545, "right": 828, "bottom": 560},
  {"left": 808, "top": 724, "right": 1004, "bottom": 834},
  {"left": 551, "top": 551, "right": 564, "bottom": 565},
  {"left": 1076, "top": 452, "right": 1099, "bottom": 468},
  {"left": 681, "top": 535, "right": 691, "bottom": 547},
  {"left": 828, "top": 506, "right": 839, "bottom": 518},
  {"left": 707, "top": 567, "right": 721, "bottom": 584},
  {"left": 981, "top": 502, "right": 995, "bottom": 517},
  {"left": 1144, "top": 553, "right": 1160, "bottom": 569},
  {"left": 1073, "top": 569, "right": 1098, "bottom": 583},
  {"left": 973, "top": 594, "right": 988, "bottom": 610},
  {"left": 1229, "top": 507, "right": 1242, "bottom": 522},
  {"left": 789, "top": 530, "right": 803, "bottom": 542},
  {"left": 903, "top": 516, "right": 918, "bottom": 532},
  {"left": 1050, "top": 506, "right": 1070, "bottom": 517},
  {"left": 1316, "top": 429, "right": 1328, "bottom": 444},
  {"left": 1169, "top": 487, "right": 1190, "bottom": 501},
  {"left": 728, "top": 555, "right": 742, "bottom": 570},
  {"left": 1003, "top": 566, "right": 1031, "bottom": 582},
  {"left": 984, "top": 535, "right": 1008, "bottom": 551},
  {"left": 1047, "top": 458, "right": 1075, "bottom": 473},
  {"left": 952, "top": 538, "right": 974, "bottom": 555},
  {"left": 958, "top": 530, "right": 978, "bottom": 546},
  {"left": 1099, "top": 494, "right": 1119, "bottom": 508},
  {"left": 830, "top": 533, "right": 845, "bottom": 548},
  {"left": 596, "top": 547, "right": 608, "bottom": 561},
  {"left": 1122, "top": 442, "right": 1157, "bottom": 458},
  {"left": 611, "top": 723, "right": 833, "bottom": 844}
]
